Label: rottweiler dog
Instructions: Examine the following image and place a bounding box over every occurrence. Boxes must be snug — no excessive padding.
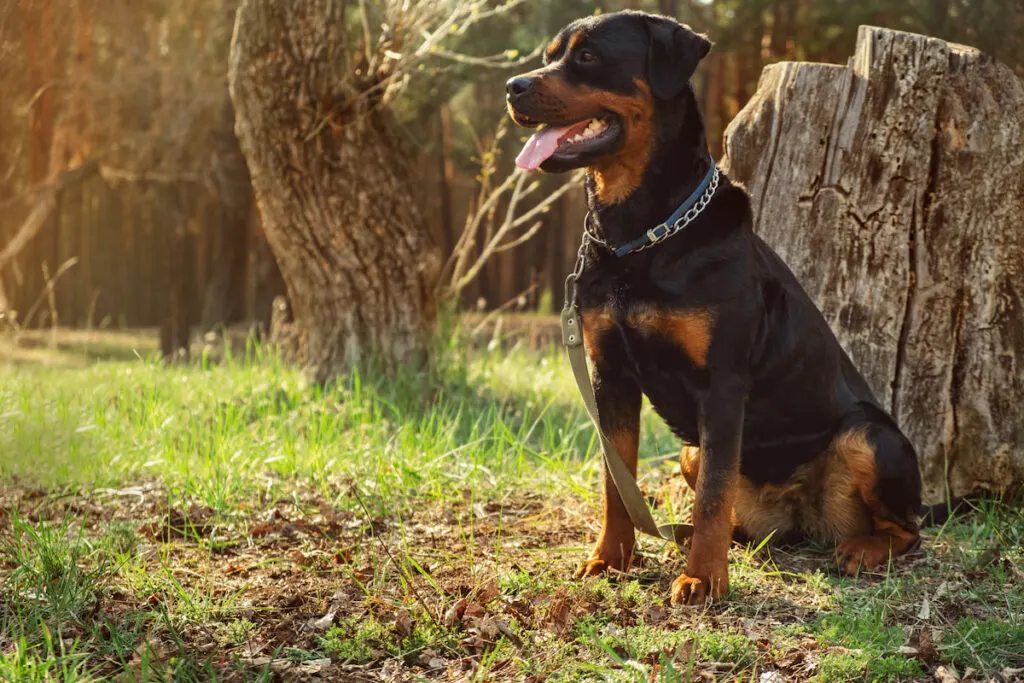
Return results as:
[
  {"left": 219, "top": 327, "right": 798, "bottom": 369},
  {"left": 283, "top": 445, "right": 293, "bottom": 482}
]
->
[{"left": 505, "top": 10, "right": 923, "bottom": 604}]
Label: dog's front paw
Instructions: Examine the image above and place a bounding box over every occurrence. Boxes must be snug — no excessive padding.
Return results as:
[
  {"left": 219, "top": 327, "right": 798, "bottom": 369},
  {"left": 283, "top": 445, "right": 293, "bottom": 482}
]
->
[
  {"left": 574, "top": 558, "right": 619, "bottom": 579},
  {"left": 573, "top": 540, "right": 633, "bottom": 579},
  {"left": 670, "top": 568, "right": 728, "bottom": 605}
]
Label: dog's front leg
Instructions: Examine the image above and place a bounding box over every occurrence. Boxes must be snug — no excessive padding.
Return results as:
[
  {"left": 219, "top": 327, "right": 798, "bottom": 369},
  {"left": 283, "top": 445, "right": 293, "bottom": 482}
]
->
[
  {"left": 671, "top": 375, "right": 746, "bottom": 604},
  {"left": 575, "top": 362, "right": 642, "bottom": 579}
]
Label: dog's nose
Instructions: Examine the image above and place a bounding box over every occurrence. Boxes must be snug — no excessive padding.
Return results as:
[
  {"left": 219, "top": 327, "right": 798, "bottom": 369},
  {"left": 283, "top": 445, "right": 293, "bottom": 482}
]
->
[{"left": 505, "top": 76, "right": 533, "bottom": 99}]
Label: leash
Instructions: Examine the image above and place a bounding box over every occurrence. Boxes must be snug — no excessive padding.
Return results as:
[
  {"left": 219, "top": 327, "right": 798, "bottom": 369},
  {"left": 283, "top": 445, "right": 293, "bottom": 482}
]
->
[
  {"left": 560, "top": 159, "right": 722, "bottom": 548},
  {"left": 561, "top": 282, "right": 695, "bottom": 546}
]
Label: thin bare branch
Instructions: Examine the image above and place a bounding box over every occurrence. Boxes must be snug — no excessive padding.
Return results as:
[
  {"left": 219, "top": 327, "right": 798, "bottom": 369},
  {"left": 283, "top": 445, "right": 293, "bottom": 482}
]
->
[
  {"left": 98, "top": 166, "right": 202, "bottom": 185},
  {"left": 493, "top": 220, "right": 544, "bottom": 253},
  {"left": 430, "top": 43, "right": 543, "bottom": 68},
  {"left": 446, "top": 167, "right": 582, "bottom": 299}
]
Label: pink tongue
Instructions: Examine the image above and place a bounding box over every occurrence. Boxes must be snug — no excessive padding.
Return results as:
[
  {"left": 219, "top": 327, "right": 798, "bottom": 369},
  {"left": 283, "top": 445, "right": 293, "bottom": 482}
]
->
[{"left": 515, "top": 125, "right": 571, "bottom": 170}]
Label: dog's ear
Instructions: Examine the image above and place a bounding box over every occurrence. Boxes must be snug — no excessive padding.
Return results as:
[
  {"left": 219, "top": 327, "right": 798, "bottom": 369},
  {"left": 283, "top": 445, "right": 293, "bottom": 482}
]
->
[{"left": 645, "top": 16, "right": 711, "bottom": 100}]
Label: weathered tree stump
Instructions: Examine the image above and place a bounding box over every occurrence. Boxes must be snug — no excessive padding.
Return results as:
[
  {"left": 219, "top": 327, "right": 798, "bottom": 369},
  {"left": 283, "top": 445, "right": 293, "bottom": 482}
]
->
[{"left": 722, "top": 26, "right": 1024, "bottom": 504}]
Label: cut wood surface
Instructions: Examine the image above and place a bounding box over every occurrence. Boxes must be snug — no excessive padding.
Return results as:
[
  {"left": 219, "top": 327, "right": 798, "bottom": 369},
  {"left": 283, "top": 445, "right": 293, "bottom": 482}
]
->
[{"left": 722, "top": 26, "right": 1024, "bottom": 504}]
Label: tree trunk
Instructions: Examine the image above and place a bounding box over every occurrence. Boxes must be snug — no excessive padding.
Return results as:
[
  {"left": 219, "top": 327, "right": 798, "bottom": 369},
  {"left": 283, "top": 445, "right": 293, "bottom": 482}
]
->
[
  {"left": 228, "top": 0, "right": 441, "bottom": 383},
  {"left": 201, "top": 95, "right": 253, "bottom": 332},
  {"left": 22, "top": 0, "right": 60, "bottom": 320},
  {"left": 158, "top": 186, "right": 190, "bottom": 361},
  {"left": 722, "top": 26, "right": 1024, "bottom": 504}
]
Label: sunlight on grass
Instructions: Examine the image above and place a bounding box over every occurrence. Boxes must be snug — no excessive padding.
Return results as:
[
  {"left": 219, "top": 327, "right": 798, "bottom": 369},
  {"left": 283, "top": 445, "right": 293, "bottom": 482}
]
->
[
  {"left": 2, "top": 341, "right": 654, "bottom": 515},
  {"left": 1, "top": 333, "right": 684, "bottom": 516}
]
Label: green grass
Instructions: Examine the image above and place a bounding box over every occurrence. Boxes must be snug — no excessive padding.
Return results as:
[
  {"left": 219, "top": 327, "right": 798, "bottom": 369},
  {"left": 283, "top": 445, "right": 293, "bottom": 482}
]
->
[
  {"left": 1, "top": 328, "right": 1022, "bottom": 681},
  {"left": 0, "top": 331, "right": 681, "bottom": 517}
]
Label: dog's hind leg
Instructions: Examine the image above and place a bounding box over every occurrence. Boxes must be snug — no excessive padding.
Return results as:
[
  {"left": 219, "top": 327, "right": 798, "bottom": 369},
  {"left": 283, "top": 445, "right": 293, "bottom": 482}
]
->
[
  {"left": 680, "top": 445, "right": 700, "bottom": 490},
  {"left": 831, "top": 415, "right": 923, "bottom": 574}
]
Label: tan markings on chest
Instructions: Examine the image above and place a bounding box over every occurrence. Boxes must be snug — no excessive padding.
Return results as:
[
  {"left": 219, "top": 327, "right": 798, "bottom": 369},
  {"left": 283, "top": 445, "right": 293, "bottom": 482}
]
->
[{"left": 628, "top": 308, "right": 717, "bottom": 368}]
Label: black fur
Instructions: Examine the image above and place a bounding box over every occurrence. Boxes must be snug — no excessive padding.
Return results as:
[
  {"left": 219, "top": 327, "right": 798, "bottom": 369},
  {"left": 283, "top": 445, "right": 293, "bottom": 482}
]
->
[{"left": 507, "top": 11, "right": 925, "bottom": 586}]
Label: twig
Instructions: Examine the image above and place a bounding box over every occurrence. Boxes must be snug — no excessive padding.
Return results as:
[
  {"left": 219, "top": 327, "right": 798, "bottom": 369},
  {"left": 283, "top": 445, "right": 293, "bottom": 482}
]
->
[
  {"left": 42, "top": 262, "right": 59, "bottom": 349},
  {"left": 21, "top": 258, "right": 78, "bottom": 333},
  {"left": 350, "top": 487, "right": 441, "bottom": 629},
  {"left": 430, "top": 43, "right": 543, "bottom": 69},
  {"left": 342, "top": 0, "right": 532, "bottom": 114},
  {"left": 468, "top": 282, "right": 539, "bottom": 336},
  {"left": 445, "top": 164, "right": 582, "bottom": 300},
  {"left": 17, "top": 80, "right": 61, "bottom": 116},
  {"left": 358, "top": 0, "right": 374, "bottom": 70},
  {"left": 98, "top": 166, "right": 201, "bottom": 186}
]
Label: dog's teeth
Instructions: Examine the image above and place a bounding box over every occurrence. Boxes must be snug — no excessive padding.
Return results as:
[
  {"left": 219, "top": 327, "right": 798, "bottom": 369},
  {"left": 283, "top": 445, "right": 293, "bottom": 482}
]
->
[{"left": 564, "top": 119, "right": 608, "bottom": 146}]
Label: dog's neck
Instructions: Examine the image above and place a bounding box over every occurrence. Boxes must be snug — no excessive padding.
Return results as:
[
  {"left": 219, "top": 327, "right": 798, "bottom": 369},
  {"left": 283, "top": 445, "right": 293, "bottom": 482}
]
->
[{"left": 584, "top": 87, "right": 712, "bottom": 250}]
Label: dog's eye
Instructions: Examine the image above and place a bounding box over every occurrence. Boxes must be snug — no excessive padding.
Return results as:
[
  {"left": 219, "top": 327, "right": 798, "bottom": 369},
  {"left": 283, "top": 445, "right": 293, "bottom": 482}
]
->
[{"left": 577, "top": 49, "right": 597, "bottom": 64}]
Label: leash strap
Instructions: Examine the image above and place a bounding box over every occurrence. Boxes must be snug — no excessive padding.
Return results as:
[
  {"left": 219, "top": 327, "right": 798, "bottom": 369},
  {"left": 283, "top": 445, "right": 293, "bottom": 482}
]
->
[{"left": 561, "top": 281, "right": 694, "bottom": 547}]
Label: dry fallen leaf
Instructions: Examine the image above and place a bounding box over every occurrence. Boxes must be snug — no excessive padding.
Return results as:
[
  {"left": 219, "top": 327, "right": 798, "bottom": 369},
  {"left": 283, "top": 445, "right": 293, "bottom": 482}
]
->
[
  {"left": 309, "top": 610, "right": 336, "bottom": 632},
  {"left": 295, "top": 658, "right": 331, "bottom": 675},
  {"left": 917, "top": 592, "right": 931, "bottom": 621},
  {"left": 395, "top": 609, "right": 413, "bottom": 639},
  {"left": 546, "top": 587, "right": 571, "bottom": 633},
  {"left": 475, "top": 615, "right": 499, "bottom": 640},
  {"left": 443, "top": 598, "right": 467, "bottom": 628},
  {"left": 475, "top": 578, "right": 501, "bottom": 604}
]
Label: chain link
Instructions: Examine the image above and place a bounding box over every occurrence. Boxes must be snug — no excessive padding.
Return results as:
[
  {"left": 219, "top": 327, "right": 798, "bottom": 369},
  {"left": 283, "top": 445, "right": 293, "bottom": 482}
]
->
[
  {"left": 569, "top": 167, "right": 721, "bottom": 283},
  {"left": 570, "top": 214, "right": 604, "bottom": 282},
  {"left": 633, "top": 168, "right": 720, "bottom": 253}
]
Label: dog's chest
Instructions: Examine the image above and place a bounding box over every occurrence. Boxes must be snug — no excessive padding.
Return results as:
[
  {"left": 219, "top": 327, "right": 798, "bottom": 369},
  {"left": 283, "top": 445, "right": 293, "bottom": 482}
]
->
[{"left": 584, "top": 304, "right": 709, "bottom": 442}]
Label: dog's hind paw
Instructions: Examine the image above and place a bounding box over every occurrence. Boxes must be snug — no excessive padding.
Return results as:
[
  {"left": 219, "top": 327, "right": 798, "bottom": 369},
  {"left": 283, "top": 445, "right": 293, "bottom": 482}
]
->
[{"left": 836, "top": 537, "right": 892, "bottom": 575}]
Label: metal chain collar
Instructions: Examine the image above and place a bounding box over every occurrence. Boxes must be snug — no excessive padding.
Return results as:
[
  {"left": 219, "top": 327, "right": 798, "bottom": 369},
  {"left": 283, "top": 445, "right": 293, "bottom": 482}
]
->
[
  {"left": 569, "top": 166, "right": 721, "bottom": 287},
  {"left": 631, "top": 167, "right": 720, "bottom": 253}
]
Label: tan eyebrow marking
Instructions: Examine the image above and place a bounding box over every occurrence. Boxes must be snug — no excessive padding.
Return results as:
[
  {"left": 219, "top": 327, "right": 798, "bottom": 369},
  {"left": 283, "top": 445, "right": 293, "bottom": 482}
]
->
[
  {"left": 544, "top": 34, "right": 565, "bottom": 61},
  {"left": 567, "top": 29, "right": 586, "bottom": 51}
]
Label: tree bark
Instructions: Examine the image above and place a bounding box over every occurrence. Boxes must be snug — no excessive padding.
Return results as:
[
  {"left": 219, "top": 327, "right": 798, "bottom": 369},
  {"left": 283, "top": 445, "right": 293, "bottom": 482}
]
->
[
  {"left": 722, "top": 26, "right": 1024, "bottom": 504},
  {"left": 228, "top": 0, "right": 441, "bottom": 383}
]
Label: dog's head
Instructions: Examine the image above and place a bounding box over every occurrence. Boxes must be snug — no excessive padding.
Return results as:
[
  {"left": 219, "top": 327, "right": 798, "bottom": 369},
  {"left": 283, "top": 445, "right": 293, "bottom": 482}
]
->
[{"left": 506, "top": 11, "right": 710, "bottom": 203}]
